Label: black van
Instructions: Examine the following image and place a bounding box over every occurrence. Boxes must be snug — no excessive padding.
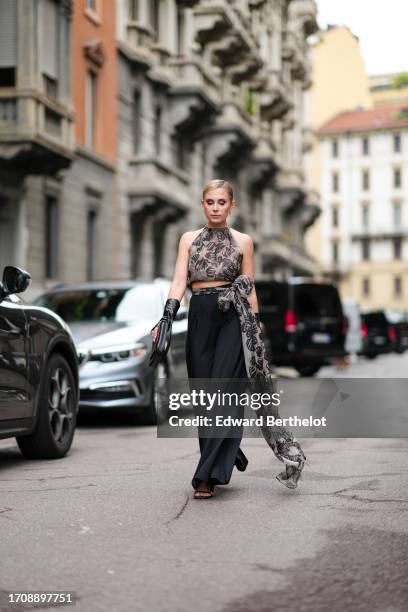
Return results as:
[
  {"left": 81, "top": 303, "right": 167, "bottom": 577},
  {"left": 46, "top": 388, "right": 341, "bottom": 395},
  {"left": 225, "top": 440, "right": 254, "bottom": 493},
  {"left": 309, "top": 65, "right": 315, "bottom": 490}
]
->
[
  {"left": 256, "top": 279, "right": 347, "bottom": 376},
  {"left": 359, "top": 310, "right": 396, "bottom": 358}
]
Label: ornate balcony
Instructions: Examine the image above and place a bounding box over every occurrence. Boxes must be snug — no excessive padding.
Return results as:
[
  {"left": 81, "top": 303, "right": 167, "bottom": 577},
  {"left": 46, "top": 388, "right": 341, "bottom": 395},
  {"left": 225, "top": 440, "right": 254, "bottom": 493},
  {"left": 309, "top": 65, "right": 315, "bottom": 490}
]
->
[
  {"left": 127, "top": 157, "right": 190, "bottom": 220},
  {"left": 0, "top": 90, "right": 75, "bottom": 176},
  {"left": 193, "top": 2, "right": 232, "bottom": 48},
  {"left": 260, "top": 233, "right": 321, "bottom": 276},
  {"left": 289, "top": 0, "right": 319, "bottom": 37},
  {"left": 300, "top": 189, "right": 321, "bottom": 229},
  {"left": 302, "top": 126, "right": 315, "bottom": 152},
  {"left": 274, "top": 168, "right": 305, "bottom": 211},
  {"left": 258, "top": 71, "right": 292, "bottom": 121}
]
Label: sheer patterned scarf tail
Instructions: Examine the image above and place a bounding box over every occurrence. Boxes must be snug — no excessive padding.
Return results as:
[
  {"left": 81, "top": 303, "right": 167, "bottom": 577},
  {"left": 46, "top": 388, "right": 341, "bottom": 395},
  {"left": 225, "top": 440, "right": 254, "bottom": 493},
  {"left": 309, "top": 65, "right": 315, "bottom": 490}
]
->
[{"left": 217, "top": 274, "right": 307, "bottom": 488}]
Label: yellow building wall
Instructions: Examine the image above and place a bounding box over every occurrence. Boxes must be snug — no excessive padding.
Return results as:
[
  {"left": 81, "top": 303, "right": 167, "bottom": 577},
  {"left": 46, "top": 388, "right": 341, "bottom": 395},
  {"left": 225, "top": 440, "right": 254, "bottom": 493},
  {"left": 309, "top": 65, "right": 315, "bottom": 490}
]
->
[
  {"left": 371, "top": 87, "right": 408, "bottom": 107},
  {"left": 339, "top": 262, "right": 408, "bottom": 310},
  {"left": 305, "top": 26, "right": 373, "bottom": 261}
]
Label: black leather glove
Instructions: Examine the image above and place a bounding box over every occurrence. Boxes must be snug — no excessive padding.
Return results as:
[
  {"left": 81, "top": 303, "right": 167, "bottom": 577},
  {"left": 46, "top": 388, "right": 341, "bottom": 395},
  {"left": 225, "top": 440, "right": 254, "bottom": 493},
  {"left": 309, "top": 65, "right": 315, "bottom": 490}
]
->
[{"left": 149, "top": 298, "right": 180, "bottom": 369}]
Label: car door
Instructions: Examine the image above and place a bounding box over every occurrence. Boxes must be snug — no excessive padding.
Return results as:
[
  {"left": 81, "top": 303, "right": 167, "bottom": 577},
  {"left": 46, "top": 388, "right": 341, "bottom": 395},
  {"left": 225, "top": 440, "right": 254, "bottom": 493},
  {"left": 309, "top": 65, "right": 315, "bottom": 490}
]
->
[{"left": 0, "top": 294, "right": 30, "bottom": 420}]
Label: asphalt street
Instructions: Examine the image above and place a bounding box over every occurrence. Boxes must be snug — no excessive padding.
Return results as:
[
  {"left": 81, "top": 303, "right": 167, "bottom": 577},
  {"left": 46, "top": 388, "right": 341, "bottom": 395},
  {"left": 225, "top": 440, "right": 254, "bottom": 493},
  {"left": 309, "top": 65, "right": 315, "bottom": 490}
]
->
[{"left": 1, "top": 351, "right": 408, "bottom": 612}]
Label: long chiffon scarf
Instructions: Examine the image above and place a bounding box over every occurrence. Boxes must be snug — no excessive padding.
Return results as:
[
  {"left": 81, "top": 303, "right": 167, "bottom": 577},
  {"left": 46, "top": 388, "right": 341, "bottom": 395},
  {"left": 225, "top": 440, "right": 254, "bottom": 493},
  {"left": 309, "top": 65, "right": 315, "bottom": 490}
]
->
[{"left": 214, "top": 274, "right": 306, "bottom": 477}]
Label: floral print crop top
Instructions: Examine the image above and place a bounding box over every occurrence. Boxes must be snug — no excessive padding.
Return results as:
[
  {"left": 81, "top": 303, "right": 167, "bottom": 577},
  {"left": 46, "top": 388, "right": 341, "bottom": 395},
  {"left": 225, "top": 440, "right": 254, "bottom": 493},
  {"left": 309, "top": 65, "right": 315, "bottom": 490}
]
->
[{"left": 187, "top": 224, "right": 243, "bottom": 287}]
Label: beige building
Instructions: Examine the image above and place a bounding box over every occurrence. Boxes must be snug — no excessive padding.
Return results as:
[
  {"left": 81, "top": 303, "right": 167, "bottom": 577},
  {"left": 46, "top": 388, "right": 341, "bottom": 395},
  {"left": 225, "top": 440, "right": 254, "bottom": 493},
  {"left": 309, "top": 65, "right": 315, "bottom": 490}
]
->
[
  {"left": 304, "top": 25, "right": 373, "bottom": 264},
  {"left": 370, "top": 72, "right": 408, "bottom": 107},
  {"left": 318, "top": 104, "right": 408, "bottom": 309}
]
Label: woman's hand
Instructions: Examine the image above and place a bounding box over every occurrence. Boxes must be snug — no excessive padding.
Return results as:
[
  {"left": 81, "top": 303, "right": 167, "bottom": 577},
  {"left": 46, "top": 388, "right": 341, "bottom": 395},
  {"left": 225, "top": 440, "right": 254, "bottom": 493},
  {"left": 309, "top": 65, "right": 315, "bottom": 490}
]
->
[{"left": 151, "top": 325, "right": 159, "bottom": 342}]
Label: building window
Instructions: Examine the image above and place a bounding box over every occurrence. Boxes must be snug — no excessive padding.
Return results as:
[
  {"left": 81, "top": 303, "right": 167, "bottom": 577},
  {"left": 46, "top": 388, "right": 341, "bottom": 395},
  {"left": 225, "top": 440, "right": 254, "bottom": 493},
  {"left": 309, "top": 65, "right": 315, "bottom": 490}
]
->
[
  {"left": 332, "top": 240, "right": 338, "bottom": 263},
  {"left": 129, "top": 0, "right": 139, "bottom": 20},
  {"left": 393, "top": 167, "right": 402, "bottom": 189},
  {"left": 172, "top": 131, "right": 188, "bottom": 170},
  {"left": 361, "top": 238, "right": 370, "bottom": 260},
  {"left": 362, "top": 277, "right": 370, "bottom": 296},
  {"left": 43, "top": 74, "right": 58, "bottom": 99},
  {"left": 393, "top": 133, "right": 401, "bottom": 153},
  {"left": 154, "top": 104, "right": 161, "bottom": 154},
  {"left": 331, "top": 206, "right": 339, "bottom": 227},
  {"left": 0, "top": 68, "right": 16, "bottom": 87},
  {"left": 332, "top": 172, "right": 339, "bottom": 193},
  {"left": 45, "top": 195, "right": 59, "bottom": 279},
  {"left": 86, "top": 0, "right": 97, "bottom": 12},
  {"left": 362, "top": 137, "right": 369, "bottom": 155},
  {"left": 87, "top": 209, "right": 98, "bottom": 280},
  {"left": 394, "top": 276, "right": 402, "bottom": 298},
  {"left": 362, "top": 169, "right": 370, "bottom": 191},
  {"left": 132, "top": 89, "right": 141, "bottom": 154},
  {"left": 177, "top": 6, "right": 186, "bottom": 56},
  {"left": 41, "top": 0, "right": 59, "bottom": 98},
  {"left": 86, "top": 70, "right": 97, "bottom": 148},
  {"left": 362, "top": 204, "right": 369, "bottom": 228},
  {"left": 150, "top": 0, "right": 160, "bottom": 42},
  {"left": 331, "top": 139, "right": 338, "bottom": 158},
  {"left": 393, "top": 237, "right": 402, "bottom": 260},
  {"left": 0, "top": 0, "right": 17, "bottom": 87},
  {"left": 393, "top": 201, "right": 402, "bottom": 226}
]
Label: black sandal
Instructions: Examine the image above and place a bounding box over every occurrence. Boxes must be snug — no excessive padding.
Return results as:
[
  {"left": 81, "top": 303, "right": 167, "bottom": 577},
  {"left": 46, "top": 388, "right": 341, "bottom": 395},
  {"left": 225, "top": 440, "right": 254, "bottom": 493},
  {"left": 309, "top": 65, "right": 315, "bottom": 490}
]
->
[
  {"left": 193, "top": 483, "right": 215, "bottom": 499},
  {"left": 193, "top": 489, "right": 214, "bottom": 499}
]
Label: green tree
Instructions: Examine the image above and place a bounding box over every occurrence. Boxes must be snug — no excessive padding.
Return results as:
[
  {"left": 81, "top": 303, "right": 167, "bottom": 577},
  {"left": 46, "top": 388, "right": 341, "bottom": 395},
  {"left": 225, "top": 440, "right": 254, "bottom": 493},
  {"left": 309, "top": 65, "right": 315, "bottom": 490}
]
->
[{"left": 392, "top": 73, "right": 408, "bottom": 89}]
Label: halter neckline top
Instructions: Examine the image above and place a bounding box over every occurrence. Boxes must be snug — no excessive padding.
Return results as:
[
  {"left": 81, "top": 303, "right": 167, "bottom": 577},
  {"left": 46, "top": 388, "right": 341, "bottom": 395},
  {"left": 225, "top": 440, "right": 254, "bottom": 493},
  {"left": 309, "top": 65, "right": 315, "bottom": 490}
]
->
[{"left": 187, "top": 224, "right": 243, "bottom": 287}]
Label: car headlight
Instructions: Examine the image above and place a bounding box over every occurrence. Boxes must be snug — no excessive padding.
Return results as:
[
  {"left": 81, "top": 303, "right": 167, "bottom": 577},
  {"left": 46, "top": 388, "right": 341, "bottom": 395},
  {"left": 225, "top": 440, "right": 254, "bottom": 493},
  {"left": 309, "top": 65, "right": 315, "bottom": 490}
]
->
[{"left": 85, "top": 342, "right": 148, "bottom": 363}]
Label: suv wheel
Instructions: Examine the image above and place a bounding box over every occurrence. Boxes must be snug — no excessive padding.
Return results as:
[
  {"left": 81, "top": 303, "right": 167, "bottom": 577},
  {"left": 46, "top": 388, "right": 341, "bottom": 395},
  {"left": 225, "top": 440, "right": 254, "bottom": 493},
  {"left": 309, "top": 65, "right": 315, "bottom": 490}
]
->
[
  {"left": 16, "top": 353, "right": 77, "bottom": 459},
  {"left": 144, "top": 362, "right": 169, "bottom": 425}
]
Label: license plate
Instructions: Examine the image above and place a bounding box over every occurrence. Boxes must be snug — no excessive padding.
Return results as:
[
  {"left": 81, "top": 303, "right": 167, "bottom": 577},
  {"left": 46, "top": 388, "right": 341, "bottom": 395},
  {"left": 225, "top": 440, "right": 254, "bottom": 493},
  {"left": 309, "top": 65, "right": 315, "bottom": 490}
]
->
[
  {"left": 374, "top": 336, "right": 385, "bottom": 344},
  {"left": 312, "top": 333, "right": 331, "bottom": 343}
]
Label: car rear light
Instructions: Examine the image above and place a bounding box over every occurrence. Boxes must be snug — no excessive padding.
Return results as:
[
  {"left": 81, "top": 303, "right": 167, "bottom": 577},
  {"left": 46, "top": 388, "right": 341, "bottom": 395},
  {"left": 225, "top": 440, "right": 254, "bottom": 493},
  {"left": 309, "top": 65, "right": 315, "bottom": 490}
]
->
[
  {"left": 388, "top": 326, "right": 397, "bottom": 341},
  {"left": 284, "top": 309, "right": 297, "bottom": 333},
  {"left": 361, "top": 323, "right": 368, "bottom": 338}
]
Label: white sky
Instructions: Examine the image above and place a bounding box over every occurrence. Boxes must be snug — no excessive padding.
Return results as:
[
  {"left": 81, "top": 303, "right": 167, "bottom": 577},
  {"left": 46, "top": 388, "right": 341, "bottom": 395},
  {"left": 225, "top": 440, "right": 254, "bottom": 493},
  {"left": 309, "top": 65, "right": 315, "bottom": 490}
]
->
[{"left": 315, "top": 0, "right": 408, "bottom": 76}]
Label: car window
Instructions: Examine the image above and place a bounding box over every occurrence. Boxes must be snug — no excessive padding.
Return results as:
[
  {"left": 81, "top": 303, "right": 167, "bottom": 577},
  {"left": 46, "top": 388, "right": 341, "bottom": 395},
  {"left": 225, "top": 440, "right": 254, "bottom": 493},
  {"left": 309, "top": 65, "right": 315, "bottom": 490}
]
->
[
  {"left": 362, "top": 312, "right": 388, "bottom": 327},
  {"left": 33, "top": 286, "right": 162, "bottom": 322},
  {"left": 294, "top": 285, "right": 342, "bottom": 318}
]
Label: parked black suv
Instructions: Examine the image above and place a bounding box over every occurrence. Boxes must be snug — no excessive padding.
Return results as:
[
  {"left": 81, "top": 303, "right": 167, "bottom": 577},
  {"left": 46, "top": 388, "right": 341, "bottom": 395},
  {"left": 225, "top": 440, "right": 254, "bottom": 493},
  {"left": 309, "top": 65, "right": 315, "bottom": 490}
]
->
[
  {"left": 0, "top": 266, "right": 79, "bottom": 458},
  {"left": 384, "top": 309, "right": 408, "bottom": 354},
  {"left": 256, "top": 278, "right": 347, "bottom": 376},
  {"left": 359, "top": 310, "right": 397, "bottom": 358}
]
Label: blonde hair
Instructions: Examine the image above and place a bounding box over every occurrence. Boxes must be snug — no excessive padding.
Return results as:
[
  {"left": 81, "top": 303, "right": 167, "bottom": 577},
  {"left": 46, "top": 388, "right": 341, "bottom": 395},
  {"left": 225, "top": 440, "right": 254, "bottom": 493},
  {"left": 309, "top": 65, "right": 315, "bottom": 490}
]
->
[{"left": 202, "top": 179, "right": 234, "bottom": 203}]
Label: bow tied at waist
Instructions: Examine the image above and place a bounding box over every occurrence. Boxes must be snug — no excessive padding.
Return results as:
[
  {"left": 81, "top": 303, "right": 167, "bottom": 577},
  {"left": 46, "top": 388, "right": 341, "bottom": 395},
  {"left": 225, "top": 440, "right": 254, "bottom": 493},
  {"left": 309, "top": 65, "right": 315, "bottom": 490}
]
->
[{"left": 216, "top": 274, "right": 254, "bottom": 313}]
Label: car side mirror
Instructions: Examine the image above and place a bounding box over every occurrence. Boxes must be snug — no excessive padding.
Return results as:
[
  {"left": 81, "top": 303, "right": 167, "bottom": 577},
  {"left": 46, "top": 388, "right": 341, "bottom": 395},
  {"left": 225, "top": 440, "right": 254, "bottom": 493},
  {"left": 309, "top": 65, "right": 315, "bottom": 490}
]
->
[{"left": 2, "top": 266, "right": 31, "bottom": 296}]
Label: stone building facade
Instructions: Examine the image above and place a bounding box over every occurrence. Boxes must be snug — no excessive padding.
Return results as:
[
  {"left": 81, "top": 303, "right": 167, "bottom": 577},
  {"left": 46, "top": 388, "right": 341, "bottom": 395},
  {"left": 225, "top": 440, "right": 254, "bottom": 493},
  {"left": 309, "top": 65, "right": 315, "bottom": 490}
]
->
[
  {"left": 116, "top": 0, "right": 321, "bottom": 281},
  {"left": 0, "top": 0, "right": 118, "bottom": 300},
  {"left": 0, "top": 0, "right": 320, "bottom": 300}
]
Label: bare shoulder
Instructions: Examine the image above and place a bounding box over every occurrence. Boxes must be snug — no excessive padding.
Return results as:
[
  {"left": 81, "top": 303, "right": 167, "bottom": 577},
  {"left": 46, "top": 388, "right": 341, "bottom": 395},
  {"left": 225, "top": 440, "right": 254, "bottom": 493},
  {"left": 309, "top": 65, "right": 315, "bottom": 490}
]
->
[
  {"left": 179, "top": 228, "right": 204, "bottom": 250},
  {"left": 230, "top": 228, "right": 254, "bottom": 253}
]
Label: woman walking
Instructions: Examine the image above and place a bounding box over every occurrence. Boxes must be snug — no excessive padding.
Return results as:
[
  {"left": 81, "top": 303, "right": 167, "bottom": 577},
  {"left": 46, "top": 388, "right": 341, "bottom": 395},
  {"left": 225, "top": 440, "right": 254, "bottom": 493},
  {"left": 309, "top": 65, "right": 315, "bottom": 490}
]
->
[{"left": 150, "top": 179, "right": 306, "bottom": 499}]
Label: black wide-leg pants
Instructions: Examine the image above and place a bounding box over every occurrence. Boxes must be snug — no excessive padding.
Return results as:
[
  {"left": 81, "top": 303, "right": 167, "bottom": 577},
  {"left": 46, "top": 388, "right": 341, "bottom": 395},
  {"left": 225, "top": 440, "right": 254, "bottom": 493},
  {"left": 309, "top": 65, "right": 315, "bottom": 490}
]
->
[{"left": 186, "top": 286, "right": 249, "bottom": 490}]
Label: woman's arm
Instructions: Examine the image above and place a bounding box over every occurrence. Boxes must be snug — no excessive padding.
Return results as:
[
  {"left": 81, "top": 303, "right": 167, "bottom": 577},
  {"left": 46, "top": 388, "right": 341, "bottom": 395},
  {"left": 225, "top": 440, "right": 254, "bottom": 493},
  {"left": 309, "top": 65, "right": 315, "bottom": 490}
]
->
[
  {"left": 151, "top": 232, "right": 191, "bottom": 341},
  {"left": 167, "top": 231, "right": 191, "bottom": 301},
  {"left": 240, "top": 234, "right": 259, "bottom": 314}
]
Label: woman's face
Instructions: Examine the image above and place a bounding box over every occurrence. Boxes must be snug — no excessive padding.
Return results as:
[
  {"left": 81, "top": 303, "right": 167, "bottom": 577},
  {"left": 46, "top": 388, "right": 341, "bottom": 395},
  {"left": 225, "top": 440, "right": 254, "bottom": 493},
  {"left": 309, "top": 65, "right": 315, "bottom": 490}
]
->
[{"left": 201, "top": 188, "right": 235, "bottom": 225}]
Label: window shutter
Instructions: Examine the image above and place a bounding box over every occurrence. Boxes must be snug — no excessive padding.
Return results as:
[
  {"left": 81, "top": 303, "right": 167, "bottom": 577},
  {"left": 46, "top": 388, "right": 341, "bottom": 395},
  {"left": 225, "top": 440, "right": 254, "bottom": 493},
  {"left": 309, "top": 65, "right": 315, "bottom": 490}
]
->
[
  {"left": 0, "top": 0, "right": 17, "bottom": 67},
  {"left": 41, "top": 0, "right": 58, "bottom": 78}
]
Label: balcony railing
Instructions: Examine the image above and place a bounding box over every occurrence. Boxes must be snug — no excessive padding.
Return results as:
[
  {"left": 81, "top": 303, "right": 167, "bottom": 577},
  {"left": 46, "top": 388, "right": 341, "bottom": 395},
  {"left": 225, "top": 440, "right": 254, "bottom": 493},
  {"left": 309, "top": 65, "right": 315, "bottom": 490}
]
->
[{"left": 0, "top": 90, "right": 75, "bottom": 175}]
